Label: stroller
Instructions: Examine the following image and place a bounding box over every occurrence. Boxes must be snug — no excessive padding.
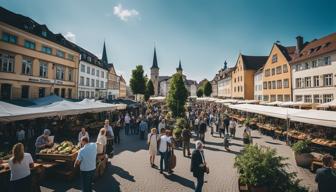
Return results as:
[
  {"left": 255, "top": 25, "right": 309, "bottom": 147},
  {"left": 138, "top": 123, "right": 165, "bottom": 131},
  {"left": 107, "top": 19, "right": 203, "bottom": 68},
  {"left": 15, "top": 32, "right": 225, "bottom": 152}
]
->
[{"left": 223, "top": 134, "right": 230, "bottom": 151}]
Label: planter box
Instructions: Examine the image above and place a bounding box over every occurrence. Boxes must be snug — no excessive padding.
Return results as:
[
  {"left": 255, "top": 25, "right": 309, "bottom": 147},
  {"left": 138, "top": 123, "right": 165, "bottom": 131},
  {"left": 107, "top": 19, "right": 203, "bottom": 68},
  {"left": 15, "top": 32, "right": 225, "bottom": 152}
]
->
[{"left": 294, "top": 152, "right": 314, "bottom": 168}]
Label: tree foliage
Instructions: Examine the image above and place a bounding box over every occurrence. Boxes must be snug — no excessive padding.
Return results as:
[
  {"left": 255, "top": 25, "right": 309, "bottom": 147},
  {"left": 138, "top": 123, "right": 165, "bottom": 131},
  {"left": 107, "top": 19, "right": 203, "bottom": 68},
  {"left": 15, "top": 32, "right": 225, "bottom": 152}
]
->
[
  {"left": 196, "top": 88, "right": 203, "bottom": 97},
  {"left": 144, "top": 79, "right": 155, "bottom": 101},
  {"left": 167, "top": 73, "right": 188, "bottom": 117},
  {"left": 129, "top": 65, "right": 146, "bottom": 95},
  {"left": 203, "top": 81, "right": 212, "bottom": 96}
]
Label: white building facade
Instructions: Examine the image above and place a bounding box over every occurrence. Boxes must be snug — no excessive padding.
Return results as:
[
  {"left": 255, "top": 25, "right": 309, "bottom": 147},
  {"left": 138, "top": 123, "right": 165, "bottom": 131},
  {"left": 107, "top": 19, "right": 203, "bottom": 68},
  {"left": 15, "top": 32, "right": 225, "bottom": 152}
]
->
[
  {"left": 254, "top": 70, "right": 263, "bottom": 101},
  {"left": 217, "top": 77, "right": 232, "bottom": 98},
  {"left": 78, "top": 59, "right": 108, "bottom": 99}
]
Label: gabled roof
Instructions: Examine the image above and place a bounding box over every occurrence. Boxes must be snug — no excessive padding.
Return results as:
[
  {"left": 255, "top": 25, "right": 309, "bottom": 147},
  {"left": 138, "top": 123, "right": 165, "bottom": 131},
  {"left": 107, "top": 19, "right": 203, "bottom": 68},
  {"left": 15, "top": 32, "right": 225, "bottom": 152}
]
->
[
  {"left": 0, "top": 6, "right": 79, "bottom": 53},
  {"left": 275, "top": 44, "right": 296, "bottom": 61},
  {"left": 241, "top": 54, "right": 268, "bottom": 70},
  {"left": 291, "top": 32, "right": 336, "bottom": 64},
  {"left": 158, "top": 76, "right": 170, "bottom": 82},
  {"left": 78, "top": 47, "right": 108, "bottom": 69}
]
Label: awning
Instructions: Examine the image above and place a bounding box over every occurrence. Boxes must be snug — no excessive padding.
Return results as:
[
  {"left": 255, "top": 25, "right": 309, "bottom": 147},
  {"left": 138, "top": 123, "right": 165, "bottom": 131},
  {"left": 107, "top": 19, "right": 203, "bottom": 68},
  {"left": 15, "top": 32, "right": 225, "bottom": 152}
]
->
[{"left": 289, "top": 110, "right": 336, "bottom": 128}]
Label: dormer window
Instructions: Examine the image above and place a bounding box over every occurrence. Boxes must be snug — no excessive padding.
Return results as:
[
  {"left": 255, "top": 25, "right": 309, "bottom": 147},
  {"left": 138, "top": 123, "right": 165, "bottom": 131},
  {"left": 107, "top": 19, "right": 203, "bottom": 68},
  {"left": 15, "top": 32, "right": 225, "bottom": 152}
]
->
[
  {"left": 272, "top": 54, "right": 277, "bottom": 63},
  {"left": 42, "top": 30, "right": 47, "bottom": 37}
]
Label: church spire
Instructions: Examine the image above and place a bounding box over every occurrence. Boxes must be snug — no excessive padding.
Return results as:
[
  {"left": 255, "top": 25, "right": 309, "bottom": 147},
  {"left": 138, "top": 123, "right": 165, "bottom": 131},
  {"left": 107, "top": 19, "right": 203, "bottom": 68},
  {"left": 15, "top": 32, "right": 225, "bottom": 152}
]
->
[
  {"left": 102, "top": 41, "right": 108, "bottom": 65},
  {"left": 176, "top": 59, "right": 183, "bottom": 73},
  {"left": 223, "top": 60, "right": 227, "bottom": 70},
  {"left": 151, "top": 47, "right": 159, "bottom": 69}
]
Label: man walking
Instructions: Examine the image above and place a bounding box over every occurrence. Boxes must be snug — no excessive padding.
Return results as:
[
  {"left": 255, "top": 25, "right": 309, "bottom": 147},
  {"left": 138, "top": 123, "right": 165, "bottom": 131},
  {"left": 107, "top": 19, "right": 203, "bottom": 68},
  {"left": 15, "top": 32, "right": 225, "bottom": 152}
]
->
[
  {"left": 124, "top": 113, "right": 131, "bottom": 135},
  {"left": 182, "top": 127, "right": 192, "bottom": 157},
  {"left": 158, "top": 130, "right": 171, "bottom": 174},
  {"left": 191, "top": 141, "right": 208, "bottom": 192},
  {"left": 74, "top": 137, "right": 97, "bottom": 192},
  {"left": 199, "top": 118, "right": 207, "bottom": 143},
  {"left": 223, "top": 116, "right": 230, "bottom": 135},
  {"left": 139, "top": 119, "right": 148, "bottom": 140}
]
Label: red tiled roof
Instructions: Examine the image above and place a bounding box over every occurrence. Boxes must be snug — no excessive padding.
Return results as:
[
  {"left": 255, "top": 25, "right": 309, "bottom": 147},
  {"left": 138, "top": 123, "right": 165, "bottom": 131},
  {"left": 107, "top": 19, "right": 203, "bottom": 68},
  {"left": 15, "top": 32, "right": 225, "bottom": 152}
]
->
[{"left": 291, "top": 32, "right": 336, "bottom": 64}]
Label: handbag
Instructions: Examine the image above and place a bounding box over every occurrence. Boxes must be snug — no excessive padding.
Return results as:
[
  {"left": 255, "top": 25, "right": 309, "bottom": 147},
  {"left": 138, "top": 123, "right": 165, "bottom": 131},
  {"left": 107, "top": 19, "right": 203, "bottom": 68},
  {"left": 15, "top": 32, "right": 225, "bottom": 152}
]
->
[
  {"left": 170, "top": 150, "right": 176, "bottom": 169},
  {"left": 204, "top": 165, "right": 210, "bottom": 174}
]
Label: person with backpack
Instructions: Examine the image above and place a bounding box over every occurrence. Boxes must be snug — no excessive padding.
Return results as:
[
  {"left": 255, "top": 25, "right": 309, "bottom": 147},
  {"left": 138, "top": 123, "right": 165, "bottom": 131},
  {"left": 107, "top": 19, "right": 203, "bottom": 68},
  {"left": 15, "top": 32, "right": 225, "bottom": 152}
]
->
[
  {"left": 182, "top": 127, "right": 192, "bottom": 157},
  {"left": 147, "top": 128, "right": 159, "bottom": 168}
]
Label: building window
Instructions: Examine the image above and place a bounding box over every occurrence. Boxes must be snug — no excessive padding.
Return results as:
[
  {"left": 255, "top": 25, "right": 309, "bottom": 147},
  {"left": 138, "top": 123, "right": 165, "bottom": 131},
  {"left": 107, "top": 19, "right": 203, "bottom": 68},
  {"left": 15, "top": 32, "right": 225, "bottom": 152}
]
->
[
  {"left": 87, "top": 66, "right": 90, "bottom": 74},
  {"left": 272, "top": 54, "right": 277, "bottom": 63},
  {"left": 100, "top": 81, "right": 104, "bottom": 88},
  {"left": 304, "top": 62, "right": 310, "bottom": 70},
  {"left": 263, "top": 95, "right": 269, "bottom": 101},
  {"left": 268, "top": 81, "right": 271, "bottom": 89},
  {"left": 276, "top": 66, "right": 282, "bottom": 74},
  {"left": 21, "top": 85, "right": 29, "bottom": 98},
  {"left": 80, "top": 64, "right": 85, "bottom": 72},
  {"left": 271, "top": 81, "right": 276, "bottom": 89},
  {"left": 41, "top": 46, "right": 52, "bottom": 55},
  {"left": 277, "top": 95, "right": 283, "bottom": 101},
  {"left": 91, "top": 79, "right": 94, "bottom": 87},
  {"left": 68, "top": 68, "right": 73, "bottom": 81},
  {"left": 54, "top": 88, "right": 60, "bottom": 96},
  {"left": 295, "top": 78, "right": 302, "bottom": 88},
  {"left": 86, "top": 78, "right": 90, "bottom": 86},
  {"left": 101, "top": 71, "right": 104, "bottom": 78},
  {"left": 79, "top": 91, "right": 84, "bottom": 99},
  {"left": 96, "top": 80, "right": 99, "bottom": 87},
  {"left": 304, "top": 95, "right": 312, "bottom": 103},
  {"left": 284, "top": 95, "right": 290, "bottom": 102},
  {"left": 277, "top": 80, "right": 282, "bottom": 89},
  {"left": 24, "top": 40, "right": 35, "bottom": 49},
  {"left": 271, "top": 68, "right": 275, "bottom": 76},
  {"left": 304, "top": 77, "right": 311, "bottom": 88},
  {"left": 41, "top": 30, "right": 47, "bottom": 37},
  {"left": 61, "top": 88, "right": 66, "bottom": 98},
  {"left": 22, "top": 57, "right": 33, "bottom": 75},
  {"left": 312, "top": 60, "right": 318, "bottom": 68},
  {"left": 0, "top": 53, "right": 15, "bottom": 72},
  {"left": 80, "top": 76, "right": 84, "bottom": 85},
  {"left": 323, "top": 74, "right": 333, "bottom": 86},
  {"left": 323, "top": 94, "right": 333, "bottom": 103},
  {"left": 323, "top": 56, "right": 331, "bottom": 66},
  {"left": 56, "top": 50, "right": 65, "bottom": 58},
  {"left": 2, "top": 32, "right": 17, "bottom": 44},
  {"left": 283, "top": 64, "right": 288, "bottom": 73},
  {"left": 283, "top": 79, "right": 289, "bottom": 88},
  {"left": 313, "top": 95, "right": 321, "bottom": 103},
  {"left": 55, "top": 65, "right": 65, "bottom": 80},
  {"left": 38, "top": 87, "right": 45, "bottom": 98},
  {"left": 67, "top": 54, "right": 74, "bottom": 61},
  {"left": 96, "top": 69, "right": 99, "bottom": 77},
  {"left": 270, "top": 95, "right": 276, "bottom": 102},
  {"left": 92, "top": 68, "right": 95, "bottom": 75},
  {"left": 296, "top": 95, "right": 303, "bottom": 102},
  {"left": 313, "top": 76, "right": 319, "bottom": 87},
  {"left": 68, "top": 88, "right": 72, "bottom": 98},
  {"left": 39, "top": 61, "right": 48, "bottom": 78},
  {"left": 91, "top": 91, "right": 94, "bottom": 98},
  {"left": 263, "top": 82, "right": 267, "bottom": 90}
]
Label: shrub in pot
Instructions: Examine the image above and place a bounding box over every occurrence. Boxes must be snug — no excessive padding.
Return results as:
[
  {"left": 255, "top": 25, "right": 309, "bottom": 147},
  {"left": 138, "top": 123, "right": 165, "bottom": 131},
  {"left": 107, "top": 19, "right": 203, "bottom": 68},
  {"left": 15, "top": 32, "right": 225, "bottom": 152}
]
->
[
  {"left": 292, "top": 140, "right": 314, "bottom": 168},
  {"left": 234, "top": 144, "right": 308, "bottom": 192}
]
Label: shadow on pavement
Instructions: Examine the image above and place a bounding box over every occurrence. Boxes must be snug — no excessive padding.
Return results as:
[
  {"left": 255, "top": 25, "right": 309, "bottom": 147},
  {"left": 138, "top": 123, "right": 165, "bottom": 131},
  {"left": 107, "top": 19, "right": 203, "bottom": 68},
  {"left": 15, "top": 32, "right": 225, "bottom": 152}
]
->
[
  {"left": 164, "top": 174, "right": 195, "bottom": 189},
  {"left": 265, "top": 141, "right": 282, "bottom": 145}
]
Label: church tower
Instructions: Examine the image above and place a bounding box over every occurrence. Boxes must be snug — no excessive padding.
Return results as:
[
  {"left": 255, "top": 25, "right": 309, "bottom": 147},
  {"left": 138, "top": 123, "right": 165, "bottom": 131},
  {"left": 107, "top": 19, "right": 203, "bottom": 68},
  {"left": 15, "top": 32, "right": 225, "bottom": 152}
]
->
[
  {"left": 150, "top": 47, "right": 159, "bottom": 96},
  {"left": 176, "top": 59, "right": 183, "bottom": 74}
]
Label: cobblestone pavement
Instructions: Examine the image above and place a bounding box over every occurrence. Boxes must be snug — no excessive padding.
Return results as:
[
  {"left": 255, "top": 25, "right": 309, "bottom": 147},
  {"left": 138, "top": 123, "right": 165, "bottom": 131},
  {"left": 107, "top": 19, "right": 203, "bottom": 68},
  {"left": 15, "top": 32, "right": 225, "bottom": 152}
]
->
[{"left": 41, "top": 124, "right": 317, "bottom": 192}]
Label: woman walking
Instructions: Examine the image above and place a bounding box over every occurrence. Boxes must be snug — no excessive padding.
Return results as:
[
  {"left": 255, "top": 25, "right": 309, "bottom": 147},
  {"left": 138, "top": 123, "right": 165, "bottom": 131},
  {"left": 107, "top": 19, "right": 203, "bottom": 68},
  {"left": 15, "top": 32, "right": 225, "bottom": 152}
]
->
[
  {"left": 96, "top": 128, "right": 107, "bottom": 154},
  {"left": 147, "top": 128, "right": 159, "bottom": 168},
  {"left": 8, "top": 143, "right": 34, "bottom": 192}
]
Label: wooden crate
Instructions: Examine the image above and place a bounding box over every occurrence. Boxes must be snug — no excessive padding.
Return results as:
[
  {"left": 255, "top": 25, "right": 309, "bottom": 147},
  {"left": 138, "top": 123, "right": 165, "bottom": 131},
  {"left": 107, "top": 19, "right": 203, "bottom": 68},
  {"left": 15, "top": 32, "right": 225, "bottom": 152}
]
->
[{"left": 36, "top": 152, "right": 78, "bottom": 162}]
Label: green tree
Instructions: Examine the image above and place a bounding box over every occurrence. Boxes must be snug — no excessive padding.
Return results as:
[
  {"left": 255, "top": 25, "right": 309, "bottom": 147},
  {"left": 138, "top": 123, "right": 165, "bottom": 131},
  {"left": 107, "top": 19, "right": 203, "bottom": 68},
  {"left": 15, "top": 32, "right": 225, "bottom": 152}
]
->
[
  {"left": 203, "top": 81, "right": 212, "bottom": 96},
  {"left": 196, "top": 88, "right": 203, "bottom": 97},
  {"left": 129, "top": 65, "right": 146, "bottom": 100},
  {"left": 167, "top": 73, "right": 188, "bottom": 117},
  {"left": 144, "top": 79, "right": 155, "bottom": 101}
]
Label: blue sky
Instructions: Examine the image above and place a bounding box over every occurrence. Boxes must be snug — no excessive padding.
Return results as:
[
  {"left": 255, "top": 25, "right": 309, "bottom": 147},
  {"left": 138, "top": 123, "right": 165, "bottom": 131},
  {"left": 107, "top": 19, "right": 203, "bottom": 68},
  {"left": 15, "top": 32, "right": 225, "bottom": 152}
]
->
[{"left": 1, "top": 0, "right": 335, "bottom": 83}]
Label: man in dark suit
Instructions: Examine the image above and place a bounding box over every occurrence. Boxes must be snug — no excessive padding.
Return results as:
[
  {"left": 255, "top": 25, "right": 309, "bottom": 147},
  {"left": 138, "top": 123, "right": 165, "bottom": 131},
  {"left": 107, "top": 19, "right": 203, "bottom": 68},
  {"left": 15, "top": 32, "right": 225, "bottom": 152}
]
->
[
  {"left": 191, "top": 141, "right": 206, "bottom": 192},
  {"left": 315, "top": 154, "right": 336, "bottom": 192},
  {"left": 199, "top": 119, "right": 207, "bottom": 143}
]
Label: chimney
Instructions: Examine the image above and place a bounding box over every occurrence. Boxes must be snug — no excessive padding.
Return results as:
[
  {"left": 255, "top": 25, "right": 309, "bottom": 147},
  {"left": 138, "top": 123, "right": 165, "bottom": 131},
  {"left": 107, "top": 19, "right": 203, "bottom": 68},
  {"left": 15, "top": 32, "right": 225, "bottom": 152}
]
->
[{"left": 296, "top": 36, "right": 304, "bottom": 53}]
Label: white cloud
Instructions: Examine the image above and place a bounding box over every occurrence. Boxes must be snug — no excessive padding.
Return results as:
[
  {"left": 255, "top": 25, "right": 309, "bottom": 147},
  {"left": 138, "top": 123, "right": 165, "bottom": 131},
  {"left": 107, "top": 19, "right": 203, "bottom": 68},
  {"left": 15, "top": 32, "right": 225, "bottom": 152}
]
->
[
  {"left": 64, "top": 32, "right": 76, "bottom": 43},
  {"left": 113, "top": 4, "right": 139, "bottom": 21}
]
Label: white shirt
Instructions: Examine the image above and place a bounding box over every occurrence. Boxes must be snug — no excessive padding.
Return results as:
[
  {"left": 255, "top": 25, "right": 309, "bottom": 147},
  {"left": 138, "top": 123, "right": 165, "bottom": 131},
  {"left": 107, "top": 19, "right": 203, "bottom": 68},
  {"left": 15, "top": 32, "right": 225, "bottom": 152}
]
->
[
  {"left": 78, "top": 131, "right": 89, "bottom": 142},
  {"left": 106, "top": 125, "right": 114, "bottom": 137},
  {"left": 194, "top": 119, "right": 199, "bottom": 125},
  {"left": 96, "top": 134, "right": 107, "bottom": 146},
  {"left": 16, "top": 130, "right": 25, "bottom": 141},
  {"left": 159, "top": 135, "right": 171, "bottom": 152},
  {"left": 8, "top": 153, "right": 33, "bottom": 181},
  {"left": 229, "top": 120, "right": 237, "bottom": 129},
  {"left": 158, "top": 122, "right": 166, "bottom": 131},
  {"left": 77, "top": 143, "right": 97, "bottom": 171},
  {"left": 124, "top": 115, "right": 131, "bottom": 124}
]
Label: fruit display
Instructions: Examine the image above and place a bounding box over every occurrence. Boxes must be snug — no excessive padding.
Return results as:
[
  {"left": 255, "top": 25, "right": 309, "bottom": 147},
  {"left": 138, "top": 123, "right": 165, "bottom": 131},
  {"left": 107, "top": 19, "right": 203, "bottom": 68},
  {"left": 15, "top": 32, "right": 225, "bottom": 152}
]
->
[
  {"left": 311, "top": 138, "right": 336, "bottom": 148},
  {"left": 39, "top": 141, "right": 80, "bottom": 155},
  {"left": 287, "top": 130, "right": 308, "bottom": 140}
]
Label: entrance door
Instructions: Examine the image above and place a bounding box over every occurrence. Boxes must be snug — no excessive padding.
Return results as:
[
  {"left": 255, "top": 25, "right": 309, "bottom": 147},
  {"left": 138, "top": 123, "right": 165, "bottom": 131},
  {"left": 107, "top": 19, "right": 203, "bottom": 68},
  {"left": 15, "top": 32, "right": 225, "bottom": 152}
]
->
[{"left": 1, "top": 84, "right": 12, "bottom": 99}]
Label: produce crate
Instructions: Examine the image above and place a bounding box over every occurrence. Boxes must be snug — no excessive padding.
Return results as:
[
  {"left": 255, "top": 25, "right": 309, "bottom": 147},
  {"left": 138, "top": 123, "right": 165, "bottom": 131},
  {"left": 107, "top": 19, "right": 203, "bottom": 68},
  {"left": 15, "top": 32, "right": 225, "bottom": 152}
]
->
[{"left": 36, "top": 152, "right": 78, "bottom": 162}]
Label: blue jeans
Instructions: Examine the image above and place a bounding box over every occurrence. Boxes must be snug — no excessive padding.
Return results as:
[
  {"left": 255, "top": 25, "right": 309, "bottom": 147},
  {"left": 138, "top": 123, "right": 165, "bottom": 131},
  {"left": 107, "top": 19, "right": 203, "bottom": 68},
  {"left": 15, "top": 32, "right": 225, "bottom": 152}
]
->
[
  {"left": 125, "top": 123, "right": 130, "bottom": 135},
  {"left": 80, "top": 170, "right": 95, "bottom": 192},
  {"left": 159, "top": 151, "right": 168, "bottom": 171},
  {"left": 195, "top": 174, "right": 204, "bottom": 192}
]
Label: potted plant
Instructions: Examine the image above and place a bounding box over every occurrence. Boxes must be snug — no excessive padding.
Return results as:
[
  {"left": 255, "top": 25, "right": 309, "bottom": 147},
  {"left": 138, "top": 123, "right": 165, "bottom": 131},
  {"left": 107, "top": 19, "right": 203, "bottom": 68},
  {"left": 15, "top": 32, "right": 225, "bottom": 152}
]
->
[
  {"left": 292, "top": 140, "right": 314, "bottom": 168},
  {"left": 234, "top": 144, "right": 308, "bottom": 192}
]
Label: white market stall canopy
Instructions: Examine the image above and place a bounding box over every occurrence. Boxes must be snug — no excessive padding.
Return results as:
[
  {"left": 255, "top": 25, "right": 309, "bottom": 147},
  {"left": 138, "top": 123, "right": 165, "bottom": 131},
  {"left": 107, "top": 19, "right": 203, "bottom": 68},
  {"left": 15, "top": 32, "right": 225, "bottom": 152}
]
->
[
  {"left": 317, "top": 99, "right": 336, "bottom": 108},
  {"left": 0, "top": 99, "right": 126, "bottom": 122},
  {"left": 289, "top": 110, "right": 336, "bottom": 128},
  {"left": 229, "top": 104, "right": 303, "bottom": 119},
  {"left": 149, "top": 96, "right": 166, "bottom": 101}
]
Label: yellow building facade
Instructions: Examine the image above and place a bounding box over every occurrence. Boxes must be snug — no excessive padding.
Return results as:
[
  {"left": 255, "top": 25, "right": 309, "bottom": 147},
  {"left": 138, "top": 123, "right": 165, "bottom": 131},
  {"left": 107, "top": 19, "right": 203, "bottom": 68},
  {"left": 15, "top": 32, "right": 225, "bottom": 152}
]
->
[
  {"left": 119, "top": 75, "right": 127, "bottom": 98},
  {"left": 231, "top": 54, "right": 267, "bottom": 99},
  {"left": 262, "top": 44, "right": 295, "bottom": 102},
  {"left": 0, "top": 20, "right": 79, "bottom": 100}
]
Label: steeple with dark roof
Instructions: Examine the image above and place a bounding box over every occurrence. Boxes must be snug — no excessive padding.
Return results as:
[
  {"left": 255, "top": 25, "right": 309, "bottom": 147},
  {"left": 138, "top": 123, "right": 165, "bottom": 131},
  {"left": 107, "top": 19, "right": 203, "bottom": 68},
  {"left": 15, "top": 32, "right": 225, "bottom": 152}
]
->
[
  {"left": 176, "top": 59, "right": 183, "bottom": 72},
  {"left": 151, "top": 47, "right": 159, "bottom": 69},
  {"left": 102, "top": 41, "right": 108, "bottom": 65},
  {"left": 223, "top": 60, "right": 228, "bottom": 70}
]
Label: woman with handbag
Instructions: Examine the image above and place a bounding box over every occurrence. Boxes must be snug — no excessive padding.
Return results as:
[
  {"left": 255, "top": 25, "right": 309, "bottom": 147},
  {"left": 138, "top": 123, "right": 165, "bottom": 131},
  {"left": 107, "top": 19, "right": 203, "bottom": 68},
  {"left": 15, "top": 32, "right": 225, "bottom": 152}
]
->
[
  {"left": 147, "top": 128, "right": 158, "bottom": 168},
  {"left": 191, "top": 140, "right": 208, "bottom": 192}
]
